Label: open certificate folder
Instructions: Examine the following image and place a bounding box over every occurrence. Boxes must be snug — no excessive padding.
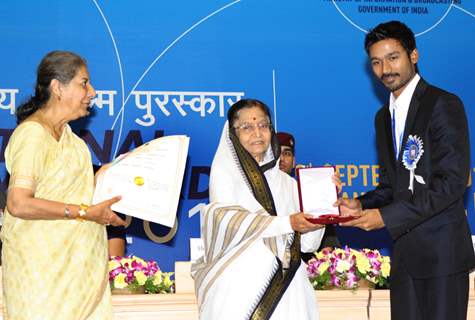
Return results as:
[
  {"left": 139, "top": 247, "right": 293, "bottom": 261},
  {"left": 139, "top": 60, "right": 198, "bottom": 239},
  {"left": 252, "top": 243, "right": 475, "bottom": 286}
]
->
[
  {"left": 93, "top": 135, "right": 189, "bottom": 228},
  {"left": 297, "top": 166, "right": 355, "bottom": 224}
]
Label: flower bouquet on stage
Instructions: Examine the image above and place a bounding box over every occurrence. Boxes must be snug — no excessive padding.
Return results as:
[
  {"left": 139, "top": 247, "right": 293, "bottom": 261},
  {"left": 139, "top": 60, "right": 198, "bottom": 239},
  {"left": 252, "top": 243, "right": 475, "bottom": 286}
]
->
[
  {"left": 306, "top": 247, "right": 390, "bottom": 290},
  {"left": 108, "top": 255, "right": 174, "bottom": 294}
]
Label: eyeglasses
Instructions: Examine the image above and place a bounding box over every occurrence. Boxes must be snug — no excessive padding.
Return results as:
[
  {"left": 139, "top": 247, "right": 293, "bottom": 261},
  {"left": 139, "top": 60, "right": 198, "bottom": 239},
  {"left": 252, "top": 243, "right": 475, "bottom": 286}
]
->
[{"left": 234, "top": 122, "right": 272, "bottom": 134}]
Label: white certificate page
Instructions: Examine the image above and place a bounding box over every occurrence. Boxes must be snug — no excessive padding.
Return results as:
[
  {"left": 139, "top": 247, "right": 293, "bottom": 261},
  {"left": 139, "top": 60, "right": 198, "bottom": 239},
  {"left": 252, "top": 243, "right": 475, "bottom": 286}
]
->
[
  {"left": 93, "top": 135, "right": 189, "bottom": 228},
  {"left": 298, "top": 167, "right": 339, "bottom": 217}
]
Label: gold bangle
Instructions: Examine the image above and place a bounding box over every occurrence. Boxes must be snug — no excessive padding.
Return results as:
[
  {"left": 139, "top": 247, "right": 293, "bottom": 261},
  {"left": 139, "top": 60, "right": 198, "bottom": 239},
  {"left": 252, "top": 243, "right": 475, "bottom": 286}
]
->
[
  {"left": 64, "top": 204, "right": 71, "bottom": 219},
  {"left": 78, "top": 203, "right": 89, "bottom": 219}
]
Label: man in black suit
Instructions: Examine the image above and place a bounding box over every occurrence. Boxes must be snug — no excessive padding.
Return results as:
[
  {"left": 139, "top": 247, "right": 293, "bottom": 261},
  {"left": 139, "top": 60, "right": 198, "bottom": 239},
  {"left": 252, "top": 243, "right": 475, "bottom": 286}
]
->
[{"left": 338, "top": 20, "right": 475, "bottom": 320}]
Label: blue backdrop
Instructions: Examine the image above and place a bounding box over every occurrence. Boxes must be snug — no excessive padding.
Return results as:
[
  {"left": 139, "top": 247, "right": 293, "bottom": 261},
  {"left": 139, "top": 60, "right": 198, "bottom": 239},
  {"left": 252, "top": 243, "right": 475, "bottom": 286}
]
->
[{"left": 1, "top": 0, "right": 474, "bottom": 272}]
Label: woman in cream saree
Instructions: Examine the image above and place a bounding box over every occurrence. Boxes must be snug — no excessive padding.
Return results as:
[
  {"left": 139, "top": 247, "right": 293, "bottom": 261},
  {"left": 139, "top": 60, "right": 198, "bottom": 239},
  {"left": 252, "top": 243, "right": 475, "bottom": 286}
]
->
[
  {"left": 2, "top": 122, "right": 112, "bottom": 319},
  {"left": 2, "top": 51, "right": 124, "bottom": 320}
]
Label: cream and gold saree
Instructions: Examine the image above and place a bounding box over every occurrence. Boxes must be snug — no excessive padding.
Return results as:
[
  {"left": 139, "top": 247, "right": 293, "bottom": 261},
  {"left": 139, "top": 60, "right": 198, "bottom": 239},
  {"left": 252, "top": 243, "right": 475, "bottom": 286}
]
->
[{"left": 1, "top": 122, "right": 112, "bottom": 320}]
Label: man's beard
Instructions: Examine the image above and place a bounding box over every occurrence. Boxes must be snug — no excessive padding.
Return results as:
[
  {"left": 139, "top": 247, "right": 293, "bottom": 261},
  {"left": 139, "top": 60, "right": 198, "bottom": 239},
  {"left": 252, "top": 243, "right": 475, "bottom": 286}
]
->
[{"left": 381, "top": 72, "right": 412, "bottom": 93}]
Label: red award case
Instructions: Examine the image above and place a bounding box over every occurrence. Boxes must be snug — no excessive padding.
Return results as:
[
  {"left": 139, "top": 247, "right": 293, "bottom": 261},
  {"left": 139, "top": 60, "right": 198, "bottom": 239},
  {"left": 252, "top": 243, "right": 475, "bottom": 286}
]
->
[{"left": 296, "top": 166, "right": 356, "bottom": 224}]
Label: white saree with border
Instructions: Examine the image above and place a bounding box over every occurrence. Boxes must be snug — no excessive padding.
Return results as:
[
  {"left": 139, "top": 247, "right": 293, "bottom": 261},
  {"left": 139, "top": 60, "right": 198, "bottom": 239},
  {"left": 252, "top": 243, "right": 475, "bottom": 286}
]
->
[{"left": 192, "top": 123, "right": 324, "bottom": 320}]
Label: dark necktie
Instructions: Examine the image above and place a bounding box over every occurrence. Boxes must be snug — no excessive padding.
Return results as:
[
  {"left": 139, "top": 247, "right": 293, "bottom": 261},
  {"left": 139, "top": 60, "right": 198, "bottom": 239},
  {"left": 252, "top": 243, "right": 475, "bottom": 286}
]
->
[{"left": 391, "top": 108, "right": 399, "bottom": 159}]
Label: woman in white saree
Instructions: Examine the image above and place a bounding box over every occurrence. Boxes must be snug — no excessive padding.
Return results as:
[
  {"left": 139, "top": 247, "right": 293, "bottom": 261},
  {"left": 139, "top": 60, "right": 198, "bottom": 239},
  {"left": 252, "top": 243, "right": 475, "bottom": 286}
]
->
[{"left": 192, "top": 99, "right": 332, "bottom": 320}]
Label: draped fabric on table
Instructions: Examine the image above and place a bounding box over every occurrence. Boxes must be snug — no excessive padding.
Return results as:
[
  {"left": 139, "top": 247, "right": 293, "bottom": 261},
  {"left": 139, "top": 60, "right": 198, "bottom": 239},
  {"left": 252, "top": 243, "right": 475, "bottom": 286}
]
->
[
  {"left": 1, "top": 122, "right": 112, "bottom": 320},
  {"left": 192, "top": 122, "right": 324, "bottom": 320}
]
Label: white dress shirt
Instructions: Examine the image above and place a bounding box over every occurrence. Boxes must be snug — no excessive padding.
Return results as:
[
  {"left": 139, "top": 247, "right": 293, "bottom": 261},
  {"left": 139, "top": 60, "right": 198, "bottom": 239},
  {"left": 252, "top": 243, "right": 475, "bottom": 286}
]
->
[{"left": 389, "top": 73, "right": 421, "bottom": 157}]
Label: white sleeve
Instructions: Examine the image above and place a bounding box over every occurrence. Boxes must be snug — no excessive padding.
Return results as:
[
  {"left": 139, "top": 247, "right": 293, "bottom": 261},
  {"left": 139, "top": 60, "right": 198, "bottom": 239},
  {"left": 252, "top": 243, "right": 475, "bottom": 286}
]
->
[
  {"left": 260, "top": 215, "right": 294, "bottom": 238},
  {"left": 301, "top": 228, "right": 325, "bottom": 252},
  {"left": 290, "top": 178, "right": 325, "bottom": 252},
  {"left": 260, "top": 214, "right": 325, "bottom": 252}
]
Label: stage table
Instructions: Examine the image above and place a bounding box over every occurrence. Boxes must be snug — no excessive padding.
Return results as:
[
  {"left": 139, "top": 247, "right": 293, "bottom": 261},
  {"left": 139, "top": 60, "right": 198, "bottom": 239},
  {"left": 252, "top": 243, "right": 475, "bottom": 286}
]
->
[{"left": 0, "top": 263, "right": 473, "bottom": 319}]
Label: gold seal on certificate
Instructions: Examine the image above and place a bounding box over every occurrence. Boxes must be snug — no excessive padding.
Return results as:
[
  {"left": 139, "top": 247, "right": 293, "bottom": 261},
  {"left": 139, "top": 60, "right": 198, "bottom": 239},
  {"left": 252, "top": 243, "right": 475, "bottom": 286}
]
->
[
  {"left": 134, "top": 176, "right": 145, "bottom": 186},
  {"left": 297, "top": 166, "right": 354, "bottom": 224}
]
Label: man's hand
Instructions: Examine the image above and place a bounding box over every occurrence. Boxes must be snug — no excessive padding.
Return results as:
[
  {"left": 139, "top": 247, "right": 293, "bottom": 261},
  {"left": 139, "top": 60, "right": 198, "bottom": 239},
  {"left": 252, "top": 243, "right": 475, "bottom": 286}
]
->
[
  {"left": 334, "top": 198, "right": 362, "bottom": 216},
  {"left": 332, "top": 173, "right": 343, "bottom": 194},
  {"left": 339, "top": 208, "right": 385, "bottom": 231}
]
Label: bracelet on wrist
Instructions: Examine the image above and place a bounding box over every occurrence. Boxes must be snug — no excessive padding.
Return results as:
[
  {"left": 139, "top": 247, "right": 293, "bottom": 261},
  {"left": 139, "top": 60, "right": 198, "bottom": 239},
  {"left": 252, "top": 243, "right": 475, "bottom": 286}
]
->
[
  {"left": 64, "top": 203, "right": 71, "bottom": 219},
  {"left": 77, "top": 203, "right": 89, "bottom": 220}
]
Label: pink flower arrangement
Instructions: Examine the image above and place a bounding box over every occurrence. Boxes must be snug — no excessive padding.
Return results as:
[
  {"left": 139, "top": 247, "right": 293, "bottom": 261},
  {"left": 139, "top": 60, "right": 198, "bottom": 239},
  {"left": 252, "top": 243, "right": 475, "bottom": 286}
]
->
[
  {"left": 306, "top": 247, "right": 390, "bottom": 290},
  {"left": 109, "top": 255, "right": 174, "bottom": 293}
]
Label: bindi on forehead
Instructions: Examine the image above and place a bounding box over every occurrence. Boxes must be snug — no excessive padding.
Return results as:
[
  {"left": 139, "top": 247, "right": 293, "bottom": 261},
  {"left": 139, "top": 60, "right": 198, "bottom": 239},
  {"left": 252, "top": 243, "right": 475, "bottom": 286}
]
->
[{"left": 236, "top": 107, "right": 269, "bottom": 124}]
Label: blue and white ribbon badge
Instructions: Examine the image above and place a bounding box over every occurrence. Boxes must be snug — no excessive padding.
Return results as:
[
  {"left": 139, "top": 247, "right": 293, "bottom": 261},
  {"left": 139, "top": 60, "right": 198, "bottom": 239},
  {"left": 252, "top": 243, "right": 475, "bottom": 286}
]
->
[{"left": 402, "top": 135, "right": 425, "bottom": 192}]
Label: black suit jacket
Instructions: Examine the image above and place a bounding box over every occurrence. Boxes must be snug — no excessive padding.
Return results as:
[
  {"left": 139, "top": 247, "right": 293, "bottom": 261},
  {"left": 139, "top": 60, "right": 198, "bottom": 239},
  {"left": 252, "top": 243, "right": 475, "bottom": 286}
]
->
[{"left": 359, "top": 78, "right": 475, "bottom": 279}]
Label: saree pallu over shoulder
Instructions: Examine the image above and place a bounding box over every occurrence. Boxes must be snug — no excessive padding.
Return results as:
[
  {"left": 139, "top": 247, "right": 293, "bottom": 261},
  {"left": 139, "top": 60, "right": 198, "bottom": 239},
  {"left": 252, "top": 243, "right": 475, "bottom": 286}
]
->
[
  {"left": 192, "top": 203, "right": 275, "bottom": 308},
  {"left": 1, "top": 121, "right": 112, "bottom": 320},
  {"left": 191, "top": 203, "right": 302, "bottom": 320}
]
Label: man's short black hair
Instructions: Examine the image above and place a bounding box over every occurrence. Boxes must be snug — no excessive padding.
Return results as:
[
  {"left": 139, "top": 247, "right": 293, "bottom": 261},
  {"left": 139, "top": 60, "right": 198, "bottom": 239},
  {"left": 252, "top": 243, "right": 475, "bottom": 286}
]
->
[{"left": 364, "top": 20, "right": 416, "bottom": 56}]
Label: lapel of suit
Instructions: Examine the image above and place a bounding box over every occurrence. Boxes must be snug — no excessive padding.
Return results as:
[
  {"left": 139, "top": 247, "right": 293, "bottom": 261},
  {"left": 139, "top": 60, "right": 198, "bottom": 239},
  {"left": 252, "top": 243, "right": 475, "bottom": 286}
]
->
[{"left": 398, "top": 79, "right": 429, "bottom": 162}]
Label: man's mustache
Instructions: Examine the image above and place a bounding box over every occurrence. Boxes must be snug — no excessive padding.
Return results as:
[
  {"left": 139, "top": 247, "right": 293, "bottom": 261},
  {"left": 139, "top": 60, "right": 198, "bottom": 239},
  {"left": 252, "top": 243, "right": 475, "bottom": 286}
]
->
[{"left": 381, "top": 73, "right": 399, "bottom": 81}]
